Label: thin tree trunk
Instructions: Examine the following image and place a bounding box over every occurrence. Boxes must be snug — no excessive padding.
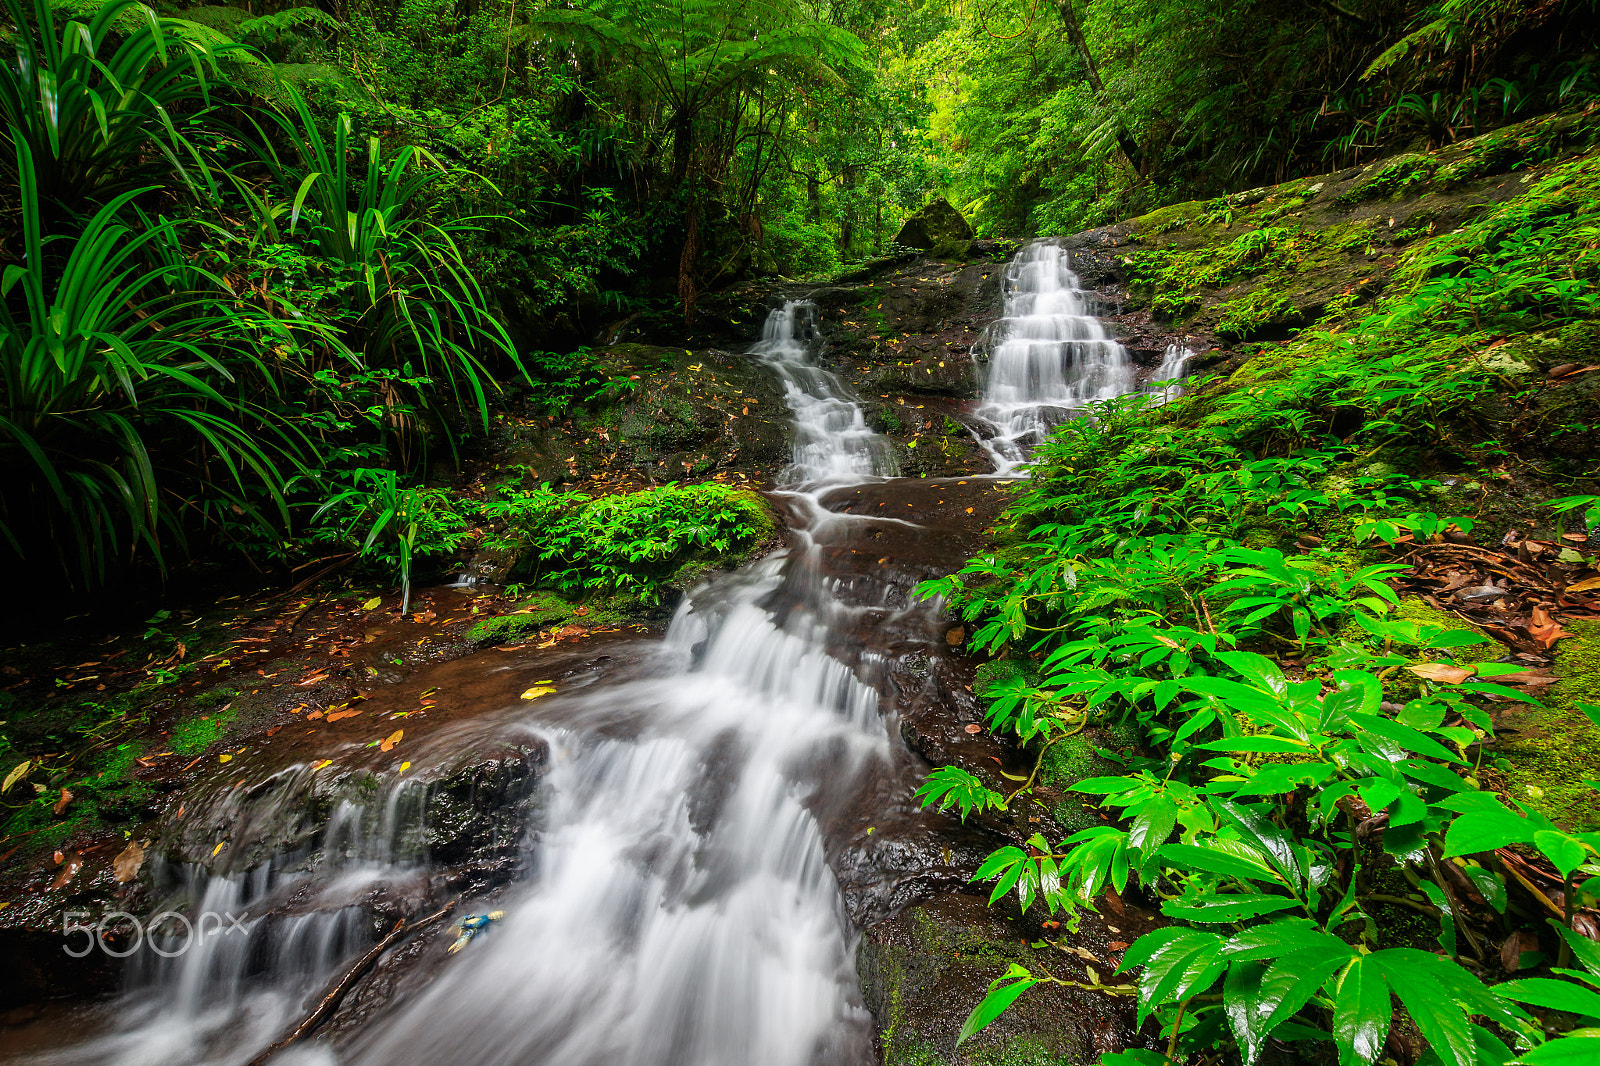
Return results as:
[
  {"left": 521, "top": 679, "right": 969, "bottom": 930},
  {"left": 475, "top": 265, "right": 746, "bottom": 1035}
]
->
[{"left": 1056, "top": 0, "right": 1145, "bottom": 171}]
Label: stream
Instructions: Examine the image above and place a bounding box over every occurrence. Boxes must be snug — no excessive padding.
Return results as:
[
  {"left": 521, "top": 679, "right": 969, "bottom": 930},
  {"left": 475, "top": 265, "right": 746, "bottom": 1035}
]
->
[{"left": 5, "top": 241, "right": 1163, "bottom": 1066}]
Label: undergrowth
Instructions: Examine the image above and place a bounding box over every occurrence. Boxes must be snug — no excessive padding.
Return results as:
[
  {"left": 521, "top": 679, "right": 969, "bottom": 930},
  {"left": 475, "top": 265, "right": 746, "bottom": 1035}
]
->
[{"left": 912, "top": 145, "right": 1600, "bottom": 1066}]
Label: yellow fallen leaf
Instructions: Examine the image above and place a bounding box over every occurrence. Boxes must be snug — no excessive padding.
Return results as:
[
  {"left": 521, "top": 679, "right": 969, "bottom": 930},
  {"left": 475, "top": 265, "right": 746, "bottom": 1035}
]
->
[
  {"left": 399, "top": 761, "right": 411, "bottom": 773},
  {"left": 3, "top": 760, "right": 30, "bottom": 793},
  {"left": 362, "top": 596, "right": 383, "bottom": 610},
  {"left": 212, "top": 841, "right": 226, "bottom": 857},
  {"left": 380, "top": 729, "right": 404, "bottom": 752},
  {"left": 313, "top": 759, "right": 332, "bottom": 770},
  {"left": 1567, "top": 574, "right": 1600, "bottom": 593},
  {"left": 520, "top": 685, "right": 558, "bottom": 700},
  {"left": 219, "top": 753, "right": 232, "bottom": 763}
]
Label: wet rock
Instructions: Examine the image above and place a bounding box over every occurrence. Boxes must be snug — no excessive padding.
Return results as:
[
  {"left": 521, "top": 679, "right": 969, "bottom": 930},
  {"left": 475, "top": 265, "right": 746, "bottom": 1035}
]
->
[
  {"left": 857, "top": 892, "right": 1151, "bottom": 1065},
  {"left": 497, "top": 343, "right": 789, "bottom": 485}
]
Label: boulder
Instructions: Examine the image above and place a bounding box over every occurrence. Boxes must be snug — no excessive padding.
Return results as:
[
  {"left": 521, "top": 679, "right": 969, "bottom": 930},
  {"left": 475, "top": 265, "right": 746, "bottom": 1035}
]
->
[{"left": 893, "top": 198, "right": 974, "bottom": 251}]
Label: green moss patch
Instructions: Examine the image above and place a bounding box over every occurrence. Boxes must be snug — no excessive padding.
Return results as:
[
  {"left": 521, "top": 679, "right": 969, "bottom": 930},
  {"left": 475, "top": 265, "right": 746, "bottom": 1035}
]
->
[{"left": 1496, "top": 620, "right": 1600, "bottom": 830}]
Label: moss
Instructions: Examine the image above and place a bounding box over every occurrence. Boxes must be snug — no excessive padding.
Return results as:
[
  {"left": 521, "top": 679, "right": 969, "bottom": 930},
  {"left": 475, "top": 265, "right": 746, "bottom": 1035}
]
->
[
  {"left": 1227, "top": 350, "right": 1303, "bottom": 385},
  {"left": 1392, "top": 598, "right": 1503, "bottom": 663},
  {"left": 1037, "top": 735, "right": 1117, "bottom": 792},
  {"left": 1335, "top": 154, "right": 1436, "bottom": 206},
  {"left": 171, "top": 701, "right": 239, "bottom": 756},
  {"left": 467, "top": 590, "right": 649, "bottom": 644},
  {"left": 1496, "top": 620, "right": 1600, "bottom": 830},
  {"left": 1133, "top": 200, "right": 1203, "bottom": 237}
]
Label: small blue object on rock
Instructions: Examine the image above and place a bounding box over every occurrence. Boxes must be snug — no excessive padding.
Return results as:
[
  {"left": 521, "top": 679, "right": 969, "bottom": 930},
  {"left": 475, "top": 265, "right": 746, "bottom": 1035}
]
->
[{"left": 447, "top": 910, "right": 505, "bottom": 954}]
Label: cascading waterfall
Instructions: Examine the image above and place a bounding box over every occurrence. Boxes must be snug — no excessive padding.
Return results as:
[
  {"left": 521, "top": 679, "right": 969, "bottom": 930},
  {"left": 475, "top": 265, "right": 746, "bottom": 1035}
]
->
[
  {"left": 975, "top": 242, "right": 1133, "bottom": 473},
  {"left": 751, "top": 300, "right": 900, "bottom": 486},
  {"left": 25, "top": 301, "right": 907, "bottom": 1066},
  {"left": 1148, "top": 343, "right": 1195, "bottom": 402}
]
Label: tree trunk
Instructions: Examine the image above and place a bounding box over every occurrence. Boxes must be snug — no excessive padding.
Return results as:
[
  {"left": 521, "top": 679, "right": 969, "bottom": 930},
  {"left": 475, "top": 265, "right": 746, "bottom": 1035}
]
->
[
  {"left": 671, "top": 106, "right": 694, "bottom": 185},
  {"left": 1056, "top": 0, "right": 1145, "bottom": 172}
]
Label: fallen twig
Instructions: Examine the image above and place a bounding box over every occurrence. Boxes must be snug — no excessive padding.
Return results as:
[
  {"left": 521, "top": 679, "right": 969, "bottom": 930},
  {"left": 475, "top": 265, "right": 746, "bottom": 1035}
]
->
[{"left": 244, "top": 900, "right": 455, "bottom": 1066}]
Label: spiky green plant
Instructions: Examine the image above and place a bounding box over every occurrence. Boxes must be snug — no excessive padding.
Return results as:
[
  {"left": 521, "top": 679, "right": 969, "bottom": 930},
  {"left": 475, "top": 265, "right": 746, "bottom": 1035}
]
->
[
  {"left": 0, "top": 143, "right": 308, "bottom": 582},
  {"left": 246, "top": 89, "right": 523, "bottom": 436},
  {"left": 0, "top": 0, "right": 239, "bottom": 213}
]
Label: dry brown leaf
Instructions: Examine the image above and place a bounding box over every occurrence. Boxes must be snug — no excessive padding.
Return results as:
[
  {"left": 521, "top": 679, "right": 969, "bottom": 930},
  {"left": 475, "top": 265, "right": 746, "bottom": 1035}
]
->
[
  {"left": 1490, "top": 670, "right": 1560, "bottom": 688},
  {"left": 380, "top": 729, "right": 404, "bottom": 753},
  {"left": 112, "top": 839, "right": 145, "bottom": 883},
  {"left": 945, "top": 627, "right": 965, "bottom": 646},
  {"left": 325, "top": 709, "right": 362, "bottom": 723},
  {"left": 1528, "top": 606, "right": 1575, "bottom": 648},
  {"left": 963, "top": 723, "right": 982, "bottom": 734},
  {"left": 52, "top": 788, "right": 73, "bottom": 815},
  {"left": 1566, "top": 574, "right": 1600, "bottom": 594},
  {"left": 1406, "top": 663, "right": 1476, "bottom": 684},
  {"left": 1501, "top": 928, "right": 1541, "bottom": 972}
]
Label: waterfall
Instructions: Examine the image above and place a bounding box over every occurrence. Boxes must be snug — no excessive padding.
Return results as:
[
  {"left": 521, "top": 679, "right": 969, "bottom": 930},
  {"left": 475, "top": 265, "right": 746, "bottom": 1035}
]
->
[
  {"left": 1148, "top": 343, "right": 1195, "bottom": 402},
  {"left": 27, "top": 302, "right": 905, "bottom": 1066},
  {"left": 975, "top": 242, "right": 1133, "bottom": 473},
  {"left": 750, "top": 300, "right": 899, "bottom": 486}
]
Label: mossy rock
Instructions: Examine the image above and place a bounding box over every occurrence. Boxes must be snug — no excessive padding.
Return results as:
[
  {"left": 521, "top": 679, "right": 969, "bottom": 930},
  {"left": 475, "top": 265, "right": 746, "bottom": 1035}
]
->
[
  {"left": 1495, "top": 620, "right": 1600, "bottom": 830},
  {"left": 466, "top": 591, "right": 652, "bottom": 645},
  {"left": 857, "top": 894, "right": 1116, "bottom": 1066},
  {"left": 894, "top": 198, "right": 975, "bottom": 251}
]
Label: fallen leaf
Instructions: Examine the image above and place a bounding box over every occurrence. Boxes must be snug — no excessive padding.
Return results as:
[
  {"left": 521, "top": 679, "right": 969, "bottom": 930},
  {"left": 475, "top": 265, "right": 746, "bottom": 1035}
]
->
[
  {"left": 2, "top": 760, "right": 30, "bottom": 793},
  {"left": 380, "top": 729, "right": 404, "bottom": 753},
  {"left": 52, "top": 788, "right": 73, "bottom": 815},
  {"left": 313, "top": 759, "right": 332, "bottom": 770},
  {"left": 362, "top": 596, "right": 383, "bottom": 610},
  {"left": 1406, "top": 663, "right": 1476, "bottom": 684},
  {"left": 212, "top": 841, "right": 226, "bottom": 857},
  {"left": 945, "top": 627, "right": 965, "bottom": 646},
  {"left": 398, "top": 761, "right": 411, "bottom": 773},
  {"left": 964, "top": 507, "right": 973, "bottom": 514},
  {"left": 112, "top": 839, "right": 145, "bottom": 883},
  {"left": 964, "top": 723, "right": 982, "bottom": 734},
  {"left": 326, "top": 709, "right": 362, "bottom": 723},
  {"left": 51, "top": 851, "right": 82, "bottom": 889},
  {"left": 1501, "top": 927, "right": 1541, "bottom": 971},
  {"left": 219, "top": 753, "right": 232, "bottom": 763},
  {"left": 1529, "top": 606, "right": 1575, "bottom": 648},
  {"left": 306, "top": 710, "right": 325, "bottom": 720},
  {"left": 1566, "top": 574, "right": 1600, "bottom": 594},
  {"left": 520, "top": 685, "right": 558, "bottom": 701}
]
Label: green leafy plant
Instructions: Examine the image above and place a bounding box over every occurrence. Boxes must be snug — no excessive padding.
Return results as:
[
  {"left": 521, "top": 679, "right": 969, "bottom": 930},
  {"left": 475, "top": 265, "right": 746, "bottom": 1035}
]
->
[{"left": 0, "top": 143, "right": 307, "bottom": 581}]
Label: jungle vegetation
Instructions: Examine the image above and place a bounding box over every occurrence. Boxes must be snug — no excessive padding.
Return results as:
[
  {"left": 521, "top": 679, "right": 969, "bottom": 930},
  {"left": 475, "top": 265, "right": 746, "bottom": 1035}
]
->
[{"left": 2, "top": 2, "right": 1600, "bottom": 1065}]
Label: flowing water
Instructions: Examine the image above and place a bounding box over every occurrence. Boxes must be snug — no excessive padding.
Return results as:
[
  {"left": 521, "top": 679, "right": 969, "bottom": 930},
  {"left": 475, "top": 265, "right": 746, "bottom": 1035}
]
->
[
  {"left": 13, "top": 261, "right": 1149, "bottom": 1065},
  {"left": 975, "top": 242, "right": 1134, "bottom": 473},
  {"left": 14, "top": 301, "right": 907, "bottom": 1066}
]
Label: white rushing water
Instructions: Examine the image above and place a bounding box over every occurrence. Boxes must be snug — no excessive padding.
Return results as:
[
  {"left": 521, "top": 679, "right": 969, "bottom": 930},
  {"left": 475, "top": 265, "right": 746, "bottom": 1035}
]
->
[
  {"left": 21, "top": 302, "right": 904, "bottom": 1066},
  {"left": 975, "top": 242, "right": 1133, "bottom": 473},
  {"left": 751, "top": 300, "right": 899, "bottom": 487},
  {"left": 1148, "top": 342, "right": 1195, "bottom": 403}
]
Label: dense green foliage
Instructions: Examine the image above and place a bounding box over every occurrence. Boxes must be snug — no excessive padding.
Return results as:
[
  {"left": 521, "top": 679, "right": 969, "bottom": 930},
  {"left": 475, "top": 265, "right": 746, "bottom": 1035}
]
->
[
  {"left": 915, "top": 139, "right": 1600, "bottom": 1066},
  {"left": 3, "top": 0, "right": 1596, "bottom": 589}
]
